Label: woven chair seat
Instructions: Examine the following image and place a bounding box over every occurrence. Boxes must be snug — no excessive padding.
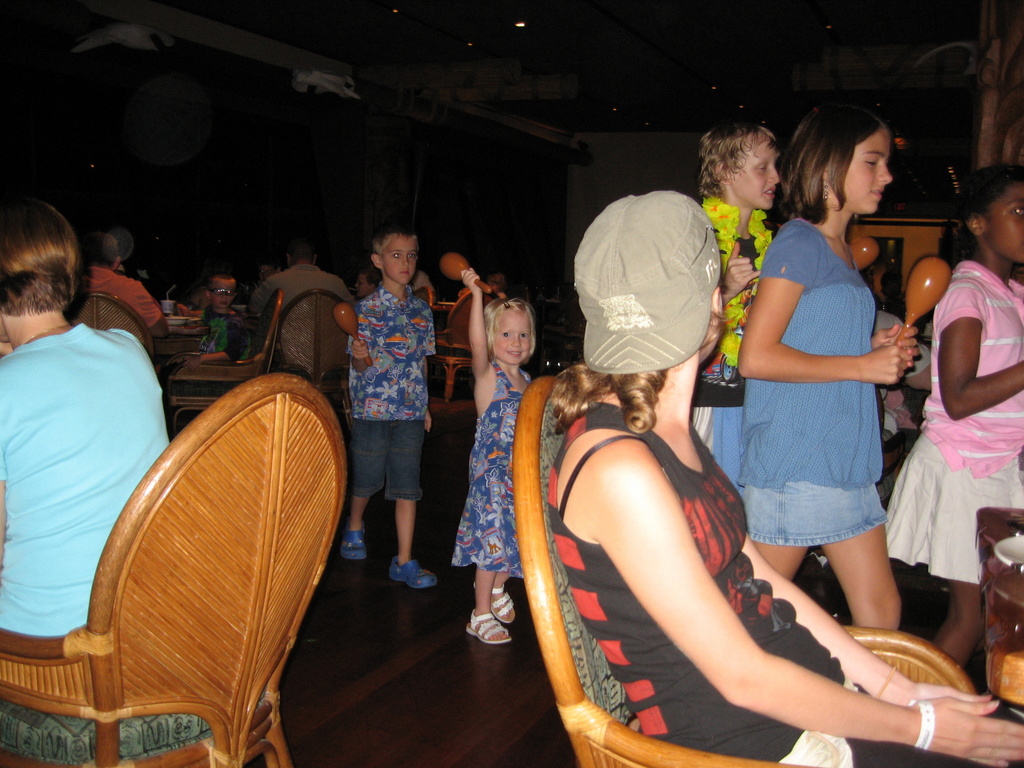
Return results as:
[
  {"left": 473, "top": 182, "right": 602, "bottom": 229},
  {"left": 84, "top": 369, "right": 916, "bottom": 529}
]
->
[{"left": 0, "top": 699, "right": 210, "bottom": 764}]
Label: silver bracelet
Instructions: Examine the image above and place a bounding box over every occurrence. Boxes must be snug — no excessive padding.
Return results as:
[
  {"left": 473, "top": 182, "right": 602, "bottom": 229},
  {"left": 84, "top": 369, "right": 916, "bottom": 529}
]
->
[{"left": 914, "top": 700, "right": 936, "bottom": 751}]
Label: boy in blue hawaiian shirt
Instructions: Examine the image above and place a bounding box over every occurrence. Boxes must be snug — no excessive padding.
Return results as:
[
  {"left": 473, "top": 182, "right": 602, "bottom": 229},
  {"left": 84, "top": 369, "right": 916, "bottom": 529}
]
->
[{"left": 340, "top": 223, "right": 437, "bottom": 588}]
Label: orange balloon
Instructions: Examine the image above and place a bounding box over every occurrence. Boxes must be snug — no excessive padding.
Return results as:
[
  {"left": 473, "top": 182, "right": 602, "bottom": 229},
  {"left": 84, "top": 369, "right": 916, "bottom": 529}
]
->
[
  {"left": 333, "top": 302, "right": 372, "bottom": 367},
  {"left": 850, "top": 236, "right": 880, "bottom": 270},
  {"left": 439, "top": 251, "right": 493, "bottom": 294},
  {"left": 898, "top": 256, "right": 952, "bottom": 340}
]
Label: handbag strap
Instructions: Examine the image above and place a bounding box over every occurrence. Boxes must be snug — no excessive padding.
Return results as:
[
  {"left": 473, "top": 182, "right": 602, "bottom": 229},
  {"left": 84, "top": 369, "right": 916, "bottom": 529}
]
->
[{"left": 558, "top": 434, "right": 643, "bottom": 519}]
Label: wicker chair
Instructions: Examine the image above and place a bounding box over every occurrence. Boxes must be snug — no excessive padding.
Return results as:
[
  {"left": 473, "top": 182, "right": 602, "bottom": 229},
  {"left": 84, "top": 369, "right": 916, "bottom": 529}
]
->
[
  {"left": 0, "top": 373, "right": 346, "bottom": 767},
  {"left": 512, "top": 376, "right": 974, "bottom": 768},
  {"left": 71, "top": 291, "right": 155, "bottom": 359},
  {"left": 272, "top": 289, "right": 352, "bottom": 428},
  {"left": 428, "top": 290, "right": 492, "bottom": 401},
  {"left": 413, "top": 284, "right": 436, "bottom": 307},
  {"left": 165, "top": 289, "right": 283, "bottom": 433}
]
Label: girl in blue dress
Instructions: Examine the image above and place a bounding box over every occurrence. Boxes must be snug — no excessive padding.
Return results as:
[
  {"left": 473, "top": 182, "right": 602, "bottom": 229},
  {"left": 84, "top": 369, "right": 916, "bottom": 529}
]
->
[{"left": 452, "top": 268, "right": 535, "bottom": 645}]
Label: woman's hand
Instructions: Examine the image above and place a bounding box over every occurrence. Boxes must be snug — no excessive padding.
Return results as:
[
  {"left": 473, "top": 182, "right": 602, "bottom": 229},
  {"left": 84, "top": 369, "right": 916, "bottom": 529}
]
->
[
  {"left": 905, "top": 682, "right": 988, "bottom": 706},
  {"left": 859, "top": 324, "right": 916, "bottom": 384},
  {"left": 927, "top": 697, "right": 1024, "bottom": 765},
  {"left": 721, "top": 243, "right": 760, "bottom": 304},
  {"left": 871, "top": 321, "right": 918, "bottom": 354},
  {"left": 857, "top": 344, "right": 914, "bottom": 384}
]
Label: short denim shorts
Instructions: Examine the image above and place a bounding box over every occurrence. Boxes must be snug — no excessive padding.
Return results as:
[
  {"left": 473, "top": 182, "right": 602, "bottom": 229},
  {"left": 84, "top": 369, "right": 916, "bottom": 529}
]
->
[
  {"left": 744, "top": 481, "right": 886, "bottom": 547},
  {"left": 350, "top": 418, "right": 425, "bottom": 501}
]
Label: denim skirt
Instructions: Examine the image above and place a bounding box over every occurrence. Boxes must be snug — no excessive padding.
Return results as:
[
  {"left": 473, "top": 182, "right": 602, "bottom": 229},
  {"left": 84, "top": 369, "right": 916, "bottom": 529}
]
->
[{"left": 744, "top": 481, "right": 886, "bottom": 547}]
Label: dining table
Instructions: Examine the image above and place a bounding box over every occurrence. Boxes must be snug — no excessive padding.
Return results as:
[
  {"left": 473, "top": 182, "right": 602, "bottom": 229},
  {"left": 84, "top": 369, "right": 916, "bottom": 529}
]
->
[
  {"left": 980, "top": 507, "right": 1024, "bottom": 704},
  {"left": 153, "top": 320, "right": 208, "bottom": 366}
]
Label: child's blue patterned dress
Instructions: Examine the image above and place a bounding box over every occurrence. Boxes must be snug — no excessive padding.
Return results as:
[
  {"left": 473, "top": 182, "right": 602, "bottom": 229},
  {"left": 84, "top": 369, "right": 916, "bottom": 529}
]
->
[{"left": 452, "top": 362, "right": 530, "bottom": 575}]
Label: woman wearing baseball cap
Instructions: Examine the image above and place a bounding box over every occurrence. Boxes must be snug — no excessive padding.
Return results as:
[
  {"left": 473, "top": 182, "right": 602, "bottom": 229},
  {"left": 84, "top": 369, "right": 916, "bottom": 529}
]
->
[{"left": 547, "top": 190, "right": 1024, "bottom": 766}]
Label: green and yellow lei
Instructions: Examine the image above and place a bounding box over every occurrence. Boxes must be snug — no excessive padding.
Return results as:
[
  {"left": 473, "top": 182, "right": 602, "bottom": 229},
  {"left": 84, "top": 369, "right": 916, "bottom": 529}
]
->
[{"left": 702, "top": 197, "right": 772, "bottom": 366}]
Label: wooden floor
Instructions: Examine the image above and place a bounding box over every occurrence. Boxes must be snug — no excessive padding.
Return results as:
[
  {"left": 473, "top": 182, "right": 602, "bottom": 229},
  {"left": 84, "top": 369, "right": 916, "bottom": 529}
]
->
[
  {"left": 275, "top": 392, "right": 576, "bottom": 768},
  {"left": 268, "top": 381, "right": 966, "bottom": 768}
]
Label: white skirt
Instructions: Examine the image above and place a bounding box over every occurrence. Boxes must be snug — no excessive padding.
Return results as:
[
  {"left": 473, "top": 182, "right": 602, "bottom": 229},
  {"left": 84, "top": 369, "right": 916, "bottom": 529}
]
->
[{"left": 886, "top": 433, "right": 1024, "bottom": 583}]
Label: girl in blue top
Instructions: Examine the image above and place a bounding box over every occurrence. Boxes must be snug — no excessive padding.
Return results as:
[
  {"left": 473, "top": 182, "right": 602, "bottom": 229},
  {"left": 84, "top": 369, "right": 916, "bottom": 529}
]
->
[
  {"left": 739, "top": 104, "right": 917, "bottom": 629},
  {"left": 452, "top": 268, "right": 534, "bottom": 645}
]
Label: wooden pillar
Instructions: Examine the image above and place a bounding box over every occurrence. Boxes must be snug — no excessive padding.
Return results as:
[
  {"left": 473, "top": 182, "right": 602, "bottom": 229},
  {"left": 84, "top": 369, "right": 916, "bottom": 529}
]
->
[
  {"left": 975, "top": 0, "right": 1024, "bottom": 166},
  {"left": 310, "top": 103, "right": 366, "bottom": 278},
  {"left": 363, "top": 115, "right": 414, "bottom": 240}
]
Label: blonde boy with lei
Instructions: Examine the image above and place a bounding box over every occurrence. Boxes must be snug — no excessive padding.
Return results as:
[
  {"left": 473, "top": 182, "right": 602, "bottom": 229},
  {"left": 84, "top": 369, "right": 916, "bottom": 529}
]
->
[
  {"left": 340, "top": 222, "right": 437, "bottom": 589},
  {"left": 692, "top": 122, "right": 779, "bottom": 488}
]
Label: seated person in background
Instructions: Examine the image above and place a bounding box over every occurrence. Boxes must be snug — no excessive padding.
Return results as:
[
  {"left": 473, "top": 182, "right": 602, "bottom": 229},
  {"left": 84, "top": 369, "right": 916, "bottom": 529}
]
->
[
  {"left": 549, "top": 191, "right": 1024, "bottom": 766},
  {"left": 411, "top": 268, "right": 434, "bottom": 294},
  {"left": 180, "top": 274, "right": 250, "bottom": 371},
  {"left": 248, "top": 237, "right": 353, "bottom": 312},
  {"left": 458, "top": 271, "right": 508, "bottom": 300},
  {"left": 177, "top": 257, "right": 234, "bottom": 314},
  {"left": 353, "top": 265, "right": 381, "bottom": 299},
  {"left": 81, "top": 229, "right": 169, "bottom": 338},
  {"left": 485, "top": 271, "right": 508, "bottom": 299},
  {"left": 0, "top": 198, "right": 168, "bottom": 636},
  {"left": 257, "top": 255, "right": 282, "bottom": 286}
]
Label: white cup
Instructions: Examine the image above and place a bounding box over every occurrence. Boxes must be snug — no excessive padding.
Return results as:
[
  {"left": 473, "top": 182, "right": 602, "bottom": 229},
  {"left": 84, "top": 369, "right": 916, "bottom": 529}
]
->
[
  {"left": 161, "top": 299, "right": 176, "bottom": 315},
  {"left": 995, "top": 537, "right": 1024, "bottom": 567}
]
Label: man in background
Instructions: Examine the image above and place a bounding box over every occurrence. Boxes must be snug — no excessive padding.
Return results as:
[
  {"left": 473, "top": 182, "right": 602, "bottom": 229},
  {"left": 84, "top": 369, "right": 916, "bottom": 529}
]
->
[
  {"left": 81, "top": 231, "right": 169, "bottom": 339},
  {"left": 248, "top": 237, "right": 354, "bottom": 313}
]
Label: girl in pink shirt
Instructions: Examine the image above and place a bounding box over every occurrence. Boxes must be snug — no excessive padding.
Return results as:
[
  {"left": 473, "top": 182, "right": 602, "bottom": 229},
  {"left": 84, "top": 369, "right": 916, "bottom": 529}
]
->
[{"left": 887, "top": 164, "right": 1024, "bottom": 665}]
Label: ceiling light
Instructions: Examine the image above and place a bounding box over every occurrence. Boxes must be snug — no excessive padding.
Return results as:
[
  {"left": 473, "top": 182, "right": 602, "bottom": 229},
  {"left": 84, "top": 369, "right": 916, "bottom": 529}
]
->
[{"left": 515, "top": 21, "right": 526, "bottom": 27}]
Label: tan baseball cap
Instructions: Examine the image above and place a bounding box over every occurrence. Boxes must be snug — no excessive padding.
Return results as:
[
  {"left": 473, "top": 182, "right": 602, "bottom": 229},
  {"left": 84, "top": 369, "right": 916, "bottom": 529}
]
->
[{"left": 575, "top": 191, "right": 720, "bottom": 374}]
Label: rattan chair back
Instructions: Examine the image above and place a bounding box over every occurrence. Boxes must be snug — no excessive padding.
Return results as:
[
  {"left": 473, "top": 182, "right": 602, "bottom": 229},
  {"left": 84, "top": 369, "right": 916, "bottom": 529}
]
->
[
  {"left": 275, "top": 289, "right": 349, "bottom": 390},
  {"left": 427, "top": 291, "right": 492, "bottom": 401},
  {"left": 0, "top": 373, "right": 346, "bottom": 767},
  {"left": 413, "top": 284, "right": 436, "bottom": 307},
  {"left": 71, "top": 291, "right": 155, "bottom": 358},
  {"left": 512, "top": 376, "right": 972, "bottom": 768}
]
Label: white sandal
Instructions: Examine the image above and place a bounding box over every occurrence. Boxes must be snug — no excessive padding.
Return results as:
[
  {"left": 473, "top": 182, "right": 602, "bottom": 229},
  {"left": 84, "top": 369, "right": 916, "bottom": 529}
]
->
[
  {"left": 466, "top": 611, "right": 511, "bottom": 645},
  {"left": 490, "top": 588, "right": 516, "bottom": 624}
]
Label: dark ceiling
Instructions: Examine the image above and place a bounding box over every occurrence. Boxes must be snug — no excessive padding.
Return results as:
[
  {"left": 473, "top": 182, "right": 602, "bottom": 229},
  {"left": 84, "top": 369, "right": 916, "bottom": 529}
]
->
[{"left": 2, "top": 0, "right": 982, "bottom": 205}]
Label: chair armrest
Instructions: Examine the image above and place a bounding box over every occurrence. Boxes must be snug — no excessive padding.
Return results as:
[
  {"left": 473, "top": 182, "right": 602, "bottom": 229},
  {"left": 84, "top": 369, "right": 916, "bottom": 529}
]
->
[
  {"left": 846, "top": 626, "right": 975, "bottom": 693},
  {"left": 431, "top": 343, "right": 472, "bottom": 357},
  {"left": 168, "top": 357, "right": 265, "bottom": 383},
  {"left": 0, "top": 626, "right": 72, "bottom": 660},
  {"left": 164, "top": 351, "right": 201, "bottom": 368}
]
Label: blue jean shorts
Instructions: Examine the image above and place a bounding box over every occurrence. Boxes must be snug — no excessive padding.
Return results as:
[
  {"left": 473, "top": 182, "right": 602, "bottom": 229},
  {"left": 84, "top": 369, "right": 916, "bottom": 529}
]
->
[
  {"left": 744, "top": 481, "right": 886, "bottom": 547},
  {"left": 350, "top": 418, "right": 425, "bottom": 501}
]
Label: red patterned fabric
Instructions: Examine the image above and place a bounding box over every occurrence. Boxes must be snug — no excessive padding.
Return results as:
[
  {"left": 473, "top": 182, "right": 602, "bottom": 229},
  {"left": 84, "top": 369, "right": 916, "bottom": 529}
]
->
[{"left": 549, "top": 403, "right": 842, "bottom": 761}]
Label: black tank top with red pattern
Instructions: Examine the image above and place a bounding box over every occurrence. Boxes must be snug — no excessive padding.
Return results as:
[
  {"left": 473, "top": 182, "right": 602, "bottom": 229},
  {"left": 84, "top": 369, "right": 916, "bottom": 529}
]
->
[{"left": 549, "top": 402, "right": 844, "bottom": 761}]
